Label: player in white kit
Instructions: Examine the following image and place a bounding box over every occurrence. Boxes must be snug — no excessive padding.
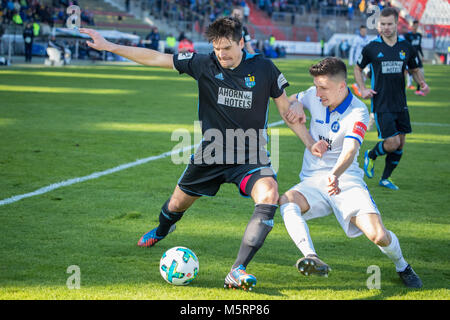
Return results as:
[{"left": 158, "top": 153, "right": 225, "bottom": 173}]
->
[{"left": 279, "top": 57, "right": 422, "bottom": 288}]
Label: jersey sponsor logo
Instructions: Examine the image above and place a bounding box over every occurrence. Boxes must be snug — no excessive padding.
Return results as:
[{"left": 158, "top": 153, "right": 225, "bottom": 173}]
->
[
  {"left": 277, "top": 73, "right": 288, "bottom": 90},
  {"left": 399, "top": 50, "right": 406, "bottom": 60},
  {"left": 217, "top": 87, "right": 253, "bottom": 109},
  {"left": 331, "top": 121, "right": 340, "bottom": 133},
  {"left": 319, "top": 135, "right": 333, "bottom": 151},
  {"left": 177, "top": 52, "right": 194, "bottom": 60},
  {"left": 352, "top": 121, "right": 367, "bottom": 139},
  {"left": 381, "top": 61, "right": 403, "bottom": 74},
  {"left": 244, "top": 74, "right": 255, "bottom": 88}
]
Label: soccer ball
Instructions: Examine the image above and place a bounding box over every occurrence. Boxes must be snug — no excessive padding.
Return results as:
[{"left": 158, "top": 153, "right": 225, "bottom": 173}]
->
[{"left": 159, "top": 246, "right": 199, "bottom": 285}]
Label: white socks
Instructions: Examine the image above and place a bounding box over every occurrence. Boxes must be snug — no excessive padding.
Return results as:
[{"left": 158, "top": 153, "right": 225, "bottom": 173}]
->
[
  {"left": 378, "top": 230, "right": 409, "bottom": 272},
  {"left": 281, "top": 203, "right": 408, "bottom": 272},
  {"left": 280, "top": 203, "right": 316, "bottom": 257}
]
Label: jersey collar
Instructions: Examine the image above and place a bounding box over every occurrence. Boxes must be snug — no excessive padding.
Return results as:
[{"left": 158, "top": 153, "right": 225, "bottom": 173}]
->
[
  {"left": 325, "top": 88, "right": 352, "bottom": 123},
  {"left": 332, "top": 87, "right": 353, "bottom": 114}
]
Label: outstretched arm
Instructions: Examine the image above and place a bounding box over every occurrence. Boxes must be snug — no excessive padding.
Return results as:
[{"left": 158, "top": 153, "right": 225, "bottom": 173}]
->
[
  {"left": 79, "top": 28, "right": 174, "bottom": 68},
  {"left": 274, "top": 92, "right": 328, "bottom": 158}
]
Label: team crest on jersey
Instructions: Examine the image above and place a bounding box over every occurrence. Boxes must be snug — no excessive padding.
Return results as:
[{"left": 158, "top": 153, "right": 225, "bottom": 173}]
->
[
  {"left": 244, "top": 75, "right": 255, "bottom": 88},
  {"left": 399, "top": 50, "right": 406, "bottom": 60},
  {"left": 331, "top": 121, "right": 340, "bottom": 133}
]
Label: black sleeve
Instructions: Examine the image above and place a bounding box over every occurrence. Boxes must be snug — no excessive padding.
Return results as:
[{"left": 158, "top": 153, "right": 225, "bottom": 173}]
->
[
  {"left": 418, "top": 34, "right": 424, "bottom": 57},
  {"left": 356, "top": 44, "right": 371, "bottom": 69},
  {"left": 268, "top": 60, "right": 289, "bottom": 98},
  {"left": 407, "top": 43, "right": 420, "bottom": 70},
  {"left": 172, "top": 52, "right": 210, "bottom": 80}
]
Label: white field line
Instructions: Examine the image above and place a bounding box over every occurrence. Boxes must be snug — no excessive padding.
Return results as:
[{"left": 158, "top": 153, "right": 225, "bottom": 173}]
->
[
  {"left": 0, "top": 120, "right": 285, "bottom": 207},
  {"left": 0, "top": 119, "right": 448, "bottom": 207}
]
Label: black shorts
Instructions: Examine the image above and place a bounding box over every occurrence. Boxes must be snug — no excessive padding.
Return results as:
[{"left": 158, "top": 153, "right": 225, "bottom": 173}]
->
[
  {"left": 374, "top": 110, "right": 412, "bottom": 139},
  {"left": 178, "top": 158, "right": 276, "bottom": 198}
]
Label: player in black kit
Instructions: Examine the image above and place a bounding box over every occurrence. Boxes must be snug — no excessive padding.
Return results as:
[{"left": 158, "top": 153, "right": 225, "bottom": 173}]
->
[
  {"left": 404, "top": 20, "right": 425, "bottom": 95},
  {"left": 80, "top": 17, "right": 310, "bottom": 290},
  {"left": 354, "top": 8, "right": 430, "bottom": 190}
]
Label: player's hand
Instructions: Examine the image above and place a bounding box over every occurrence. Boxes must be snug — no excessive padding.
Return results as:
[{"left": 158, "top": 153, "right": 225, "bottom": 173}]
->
[
  {"left": 79, "top": 28, "right": 112, "bottom": 51},
  {"left": 420, "top": 82, "right": 430, "bottom": 96},
  {"left": 284, "top": 100, "right": 306, "bottom": 124},
  {"left": 327, "top": 174, "right": 341, "bottom": 196},
  {"left": 310, "top": 140, "right": 328, "bottom": 158},
  {"left": 360, "top": 88, "right": 377, "bottom": 99}
]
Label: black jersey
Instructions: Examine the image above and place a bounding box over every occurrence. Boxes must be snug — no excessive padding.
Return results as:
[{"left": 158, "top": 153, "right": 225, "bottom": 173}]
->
[
  {"left": 403, "top": 32, "right": 423, "bottom": 57},
  {"left": 357, "top": 35, "right": 419, "bottom": 113},
  {"left": 173, "top": 50, "right": 289, "bottom": 165}
]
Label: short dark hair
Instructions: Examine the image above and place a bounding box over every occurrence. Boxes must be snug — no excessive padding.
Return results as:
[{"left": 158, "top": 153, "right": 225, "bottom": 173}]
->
[
  {"left": 413, "top": 20, "right": 419, "bottom": 24},
  {"left": 380, "top": 7, "right": 399, "bottom": 21},
  {"left": 309, "top": 57, "right": 347, "bottom": 80},
  {"left": 205, "top": 17, "right": 243, "bottom": 43},
  {"left": 360, "top": 25, "right": 367, "bottom": 29}
]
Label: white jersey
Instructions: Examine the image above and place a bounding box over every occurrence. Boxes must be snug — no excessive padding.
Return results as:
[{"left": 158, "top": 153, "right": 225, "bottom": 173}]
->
[
  {"left": 349, "top": 34, "right": 370, "bottom": 66},
  {"left": 296, "top": 86, "right": 370, "bottom": 180}
]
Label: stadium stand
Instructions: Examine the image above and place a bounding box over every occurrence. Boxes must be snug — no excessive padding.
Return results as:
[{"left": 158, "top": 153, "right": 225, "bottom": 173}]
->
[{"left": 0, "top": 0, "right": 448, "bottom": 62}]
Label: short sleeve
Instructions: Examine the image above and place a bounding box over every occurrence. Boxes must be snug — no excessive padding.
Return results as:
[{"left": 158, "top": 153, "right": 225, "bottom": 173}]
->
[
  {"left": 296, "top": 86, "right": 316, "bottom": 111},
  {"left": 269, "top": 60, "right": 289, "bottom": 98},
  {"left": 356, "top": 45, "right": 371, "bottom": 69},
  {"left": 344, "top": 107, "right": 369, "bottom": 145},
  {"left": 173, "top": 52, "right": 210, "bottom": 80}
]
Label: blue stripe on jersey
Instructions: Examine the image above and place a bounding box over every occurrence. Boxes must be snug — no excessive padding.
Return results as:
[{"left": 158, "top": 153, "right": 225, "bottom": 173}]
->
[
  {"left": 345, "top": 135, "right": 362, "bottom": 145},
  {"left": 244, "top": 50, "right": 259, "bottom": 60},
  {"left": 373, "top": 36, "right": 382, "bottom": 43},
  {"left": 370, "top": 64, "right": 375, "bottom": 113}
]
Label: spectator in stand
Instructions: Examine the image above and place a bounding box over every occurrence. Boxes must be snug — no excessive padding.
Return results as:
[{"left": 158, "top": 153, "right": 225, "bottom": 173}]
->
[
  {"left": 23, "top": 21, "right": 34, "bottom": 62},
  {"left": 150, "top": 27, "right": 160, "bottom": 51},
  {"left": 348, "top": 2, "right": 354, "bottom": 20},
  {"left": 243, "top": 2, "right": 250, "bottom": 23},
  {"left": 165, "top": 33, "right": 176, "bottom": 54},
  {"left": 178, "top": 31, "right": 186, "bottom": 42}
]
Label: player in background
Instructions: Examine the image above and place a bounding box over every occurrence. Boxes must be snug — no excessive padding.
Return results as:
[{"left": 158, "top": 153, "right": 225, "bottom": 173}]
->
[
  {"left": 354, "top": 7, "right": 430, "bottom": 190},
  {"left": 349, "top": 25, "right": 370, "bottom": 94},
  {"left": 279, "top": 57, "right": 422, "bottom": 288},
  {"left": 349, "top": 25, "right": 375, "bottom": 130},
  {"left": 79, "top": 17, "right": 307, "bottom": 291},
  {"left": 403, "top": 20, "right": 425, "bottom": 96},
  {"left": 231, "top": 6, "right": 255, "bottom": 54}
]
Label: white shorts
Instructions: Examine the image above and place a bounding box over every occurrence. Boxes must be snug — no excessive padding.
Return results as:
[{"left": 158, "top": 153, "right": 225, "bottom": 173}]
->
[{"left": 289, "top": 174, "right": 380, "bottom": 238}]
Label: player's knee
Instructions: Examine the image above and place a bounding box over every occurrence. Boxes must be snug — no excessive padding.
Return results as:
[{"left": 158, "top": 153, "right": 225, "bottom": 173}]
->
[
  {"left": 168, "top": 197, "right": 189, "bottom": 213},
  {"left": 368, "top": 229, "right": 390, "bottom": 246},
  {"left": 279, "top": 190, "right": 310, "bottom": 214},
  {"left": 253, "top": 181, "right": 279, "bottom": 204},
  {"left": 279, "top": 193, "right": 290, "bottom": 206},
  {"left": 384, "top": 137, "right": 401, "bottom": 152}
]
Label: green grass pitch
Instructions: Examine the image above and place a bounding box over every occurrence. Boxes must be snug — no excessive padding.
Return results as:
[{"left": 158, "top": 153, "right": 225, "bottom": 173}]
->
[{"left": 0, "top": 59, "right": 449, "bottom": 300}]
